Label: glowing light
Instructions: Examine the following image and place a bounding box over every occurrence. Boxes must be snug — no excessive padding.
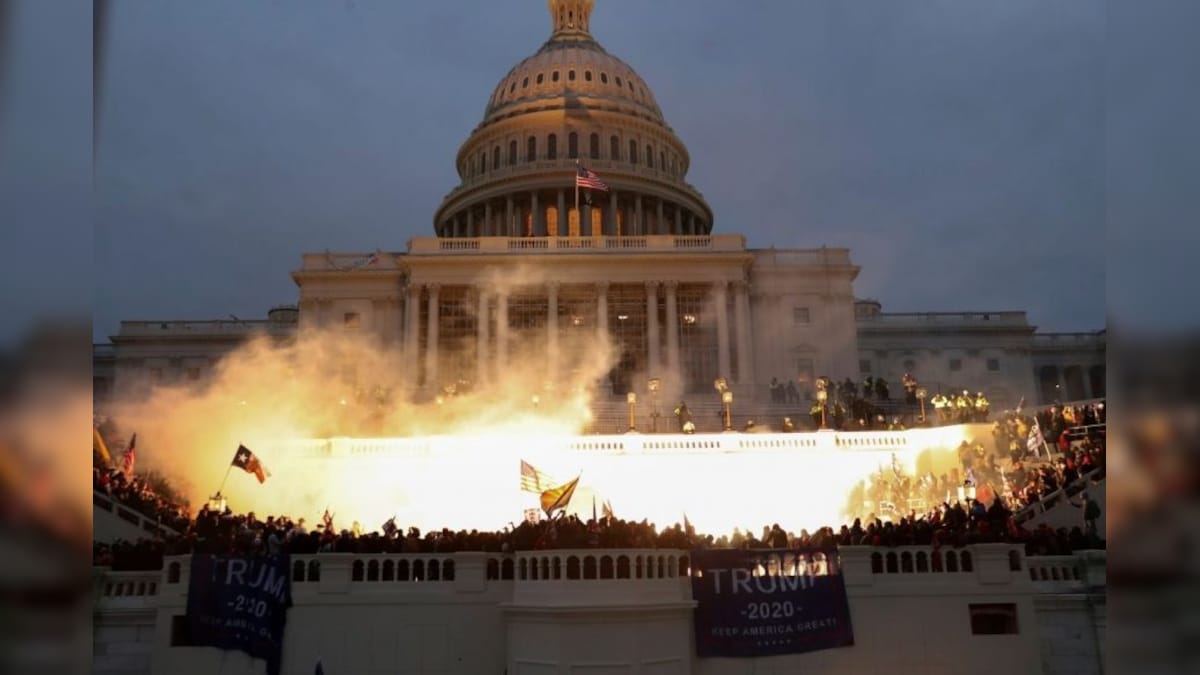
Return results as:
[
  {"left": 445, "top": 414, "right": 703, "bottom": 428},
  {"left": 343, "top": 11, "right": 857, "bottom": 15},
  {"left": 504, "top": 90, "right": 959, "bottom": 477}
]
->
[{"left": 682, "top": 313, "right": 697, "bottom": 324}]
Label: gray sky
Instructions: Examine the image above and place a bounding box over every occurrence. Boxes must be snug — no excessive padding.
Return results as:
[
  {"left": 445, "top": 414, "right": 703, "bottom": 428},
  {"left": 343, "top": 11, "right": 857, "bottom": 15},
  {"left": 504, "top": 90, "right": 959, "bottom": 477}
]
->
[{"left": 6, "top": 1, "right": 1138, "bottom": 342}]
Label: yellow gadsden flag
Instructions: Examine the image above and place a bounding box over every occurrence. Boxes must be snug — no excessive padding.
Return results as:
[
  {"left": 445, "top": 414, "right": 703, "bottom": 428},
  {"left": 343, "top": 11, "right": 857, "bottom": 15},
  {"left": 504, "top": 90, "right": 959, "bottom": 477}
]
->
[
  {"left": 93, "top": 427, "right": 113, "bottom": 466},
  {"left": 540, "top": 475, "right": 581, "bottom": 517}
]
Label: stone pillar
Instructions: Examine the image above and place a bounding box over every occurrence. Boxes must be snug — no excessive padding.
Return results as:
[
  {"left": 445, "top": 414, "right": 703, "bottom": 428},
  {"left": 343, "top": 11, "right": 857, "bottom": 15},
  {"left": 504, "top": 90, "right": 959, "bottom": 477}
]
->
[
  {"left": 635, "top": 195, "right": 643, "bottom": 235},
  {"left": 583, "top": 203, "right": 592, "bottom": 237},
  {"left": 595, "top": 282, "right": 609, "bottom": 345},
  {"left": 506, "top": 196, "right": 514, "bottom": 237},
  {"left": 556, "top": 189, "right": 566, "bottom": 236},
  {"left": 687, "top": 213, "right": 696, "bottom": 236},
  {"left": 673, "top": 204, "right": 681, "bottom": 235},
  {"left": 497, "top": 293, "right": 509, "bottom": 373},
  {"left": 547, "top": 282, "right": 560, "bottom": 377},
  {"left": 664, "top": 281, "right": 680, "bottom": 378},
  {"left": 646, "top": 281, "right": 661, "bottom": 374},
  {"left": 405, "top": 285, "right": 421, "bottom": 368},
  {"left": 733, "top": 280, "right": 752, "bottom": 386},
  {"left": 484, "top": 201, "right": 492, "bottom": 237},
  {"left": 714, "top": 281, "right": 731, "bottom": 380},
  {"left": 656, "top": 199, "right": 665, "bottom": 236},
  {"left": 531, "top": 191, "right": 542, "bottom": 236},
  {"left": 476, "top": 290, "right": 489, "bottom": 385},
  {"left": 425, "top": 283, "right": 440, "bottom": 388},
  {"left": 609, "top": 190, "right": 618, "bottom": 236}
]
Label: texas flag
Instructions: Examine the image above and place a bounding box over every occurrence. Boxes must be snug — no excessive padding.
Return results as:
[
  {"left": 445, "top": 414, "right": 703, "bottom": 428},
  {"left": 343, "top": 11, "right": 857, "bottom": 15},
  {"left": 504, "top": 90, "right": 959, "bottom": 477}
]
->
[{"left": 230, "top": 444, "right": 270, "bottom": 484}]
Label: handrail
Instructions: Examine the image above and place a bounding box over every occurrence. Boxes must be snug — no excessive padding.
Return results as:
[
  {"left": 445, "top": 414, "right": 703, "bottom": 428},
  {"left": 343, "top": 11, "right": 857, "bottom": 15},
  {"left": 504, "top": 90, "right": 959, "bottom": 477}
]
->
[
  {"left": 94, "top": 489, "right": 179, "bottom": 537},
  {"left": 1013, "top": 467, "right": 1104, "bottom": 525}
]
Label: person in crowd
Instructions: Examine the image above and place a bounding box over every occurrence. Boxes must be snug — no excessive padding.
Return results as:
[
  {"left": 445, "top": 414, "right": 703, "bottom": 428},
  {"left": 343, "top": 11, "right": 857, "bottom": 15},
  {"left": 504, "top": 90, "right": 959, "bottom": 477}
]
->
[
  {"left": 974, "top": 392, "right": 990, "bottom": 422},
  {"left": 785, "top": 380, "right": 799, "bottom": 404},
  {"left": 673, "top": 401, "right": 693, "bottom": 433},
  {"left": 873, "top": 377, "right": 889, "bottom": 401},
  {"left": 930, "top": 392, "right": 949, "bottom": 424},
  {"left": 902, "top": 373, "right": 918, "bottom": 405}
]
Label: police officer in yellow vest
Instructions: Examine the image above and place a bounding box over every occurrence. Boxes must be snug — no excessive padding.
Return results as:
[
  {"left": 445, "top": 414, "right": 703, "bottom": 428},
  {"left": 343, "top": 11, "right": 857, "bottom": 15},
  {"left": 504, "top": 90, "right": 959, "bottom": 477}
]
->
[
  {"left": 974, "top": 392, "right": 990, "bottom": 422},
  {"left": 931, "top": 393, "right": 950, "bottom": 424}
]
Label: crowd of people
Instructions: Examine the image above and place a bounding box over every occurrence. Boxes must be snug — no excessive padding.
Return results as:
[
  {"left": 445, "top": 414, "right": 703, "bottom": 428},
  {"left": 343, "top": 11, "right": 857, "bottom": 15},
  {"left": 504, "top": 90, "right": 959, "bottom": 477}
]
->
[{"left": 93, "top": 463, "right": 191, "bottom": 534}]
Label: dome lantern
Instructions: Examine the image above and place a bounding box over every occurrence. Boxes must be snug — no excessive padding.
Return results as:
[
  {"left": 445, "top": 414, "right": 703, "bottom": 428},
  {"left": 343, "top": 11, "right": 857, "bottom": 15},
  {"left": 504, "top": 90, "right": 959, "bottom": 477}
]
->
[{"left": 548, "top": 0, "right": 593, "bottom": 39}]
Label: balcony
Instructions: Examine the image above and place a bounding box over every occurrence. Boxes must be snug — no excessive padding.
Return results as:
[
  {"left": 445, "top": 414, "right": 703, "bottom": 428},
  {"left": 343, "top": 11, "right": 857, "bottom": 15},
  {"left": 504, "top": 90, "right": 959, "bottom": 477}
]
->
[
  {"left": 115, "top": 320, "right": 296, "bottom": 338},
  {"left": 404, "top": 234, "right": 745, "bottom": 256}
]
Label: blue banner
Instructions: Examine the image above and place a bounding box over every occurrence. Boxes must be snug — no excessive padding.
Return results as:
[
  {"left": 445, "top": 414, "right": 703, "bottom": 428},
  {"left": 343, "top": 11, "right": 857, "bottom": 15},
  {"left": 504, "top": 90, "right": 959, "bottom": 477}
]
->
[
  {"left": 187, "top": 554, "right": 292, "bottom": 675},
  {"left": 690, "top": 548, "right": 854, "bottom": 658}
]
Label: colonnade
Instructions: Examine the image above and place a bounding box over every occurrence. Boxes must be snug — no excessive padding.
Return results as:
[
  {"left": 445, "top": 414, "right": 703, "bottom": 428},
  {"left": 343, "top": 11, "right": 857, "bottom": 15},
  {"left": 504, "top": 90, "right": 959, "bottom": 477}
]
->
[
  {"left": 379, "top": 279, "right": 752, "bottom": 392},
  {"left": 439, "top": 189, "right": 706, "bottom": 238}
]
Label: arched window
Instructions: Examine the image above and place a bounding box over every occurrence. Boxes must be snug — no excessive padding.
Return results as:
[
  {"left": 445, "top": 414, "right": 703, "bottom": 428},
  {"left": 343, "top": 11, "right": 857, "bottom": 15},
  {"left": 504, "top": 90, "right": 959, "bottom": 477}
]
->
[
  {"left": 568, "top": 70, "right": 576, "bottom": 81},
  {"left": 521, "top": 77, "right": 528, "bottom": 88},
  {"left": 916, "top": 552, "right": 929, "bottom": 573},
  {"left": 615, "top": 76, "right": 622, "bottom": 88},
  {"left": 584, "top": 70, "right": 592, "bottom": 81},
  {"left": 536, "top": 73, "right": 544, "bottom": 85},
  {"left": 352, "top": 560, "right": 364, "bottom": 582},
  {"left": 589, "top": 133, "right": 600, "bottom": 159},
  {"left": 552, "top": 71, "right": 560, "bottom": 82},
  {"left": 870, "top": 553, "right": 883, "bottom": 574},
  {"left": 946, "top": 552, "right": 959, "bottom": 573},
  {"left": 492, "top": 146, "right": 500, "bottom": 170},
  {"left": 508, "top": 140, "right": 517, "bottom": 166},
  {"left": 307, "top": 560, "right": 320, "bottom": 582},
  {"left": 367, "top": 560, "right": 379, "bottom": 581},
  {"left": 547, "top": 134, "right": 557, "bottom": 160},
  {"left": 527, "top": 136, "right": 537, "bottom": 162},
  {"left": 412, "top": 560, "right": 425, "bottom": 581},
  {"left": 479, "top": 151, "right": 486, "bottom": 174},
  {"left": 583, "top": 556, "right": 597, "bottom": 579},
  {"left": 382, "top": 560, "right": 394, "bottom": 581},
  {"left": 646, "top": 145, "right": 654, "bottom": 168},
  {"left": 397, "top": 560, "right": 409, "bottom": 581},
  {"left": 610, "top": 135, "right": 620, "bottom": 160},
  {"left": 600, "top": 555, "right": 614, "bottom": 579},
  {"left": 600, "top": 72, "right": 608, "bottom": 84},
  {"left": 428, "top": 560, "right": 440, "bottom": 581},
  {"left": 487, "top": 559, "right": 499, "bottom": 580},
  {"left": 568, "top": 132, "right": 578, "bottom": 159},
  {"left": 509, "top": 81, "right": 516, "bottom": 93},
  {"left": 501, "top": 558, "right": 514, "bottom": 580},
  {"left": 629, "top": 140, "right": 638, "bottom": 164},
  {"left": 901, "top": 552, "right": 914, "bottom": 573},
  {"left": 886, "top": 552, "right": 898, "bottom": 574}
]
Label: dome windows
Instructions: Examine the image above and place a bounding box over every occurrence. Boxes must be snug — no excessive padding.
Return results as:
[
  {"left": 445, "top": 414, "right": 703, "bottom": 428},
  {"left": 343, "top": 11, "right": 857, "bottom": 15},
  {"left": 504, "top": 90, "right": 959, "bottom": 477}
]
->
[
  {"left": 508, "top": 140, "right": 517, "bottom": 166},
  {"left": 537, "top": 73, "right": 544, "bottom": 85},
  {"left": 589, "top": 133, "right": 600, "bottom": 159},
  {"left": 568, "top": 70, "right": 576, "bottom": 81},
  {"left": 509, "top": 81, "right": 516, "bottom": 93},
  {"left": 628, "top": 140, "right": 638, "bottom": 164},
  {"left": 568, "top": 132, "right": 578, "bottom": 159},
  {"left": 552, "top": 71, "right": 560, "bottom": 82},
  {"left": 615, "top": 76, "right": 622, "bottom": 88},
  {"left": 547, "top": 134, "right": 558, "bottom": 160},
  {"left": 527, "top": 136, "right": 537, "bottom": 162},
  {"left": 584, "top": 70, "right": 592, "bottom": 82},
  {"left": 479, "top": 151, "right": 487, "bottom": 174},
  {"left": 600, "top": 72, "right": 608, "bottom": 84},
  {"left": 610, "top": 135, "right": 620, "bottom": 160},
  {"left": 492, "top": 146, "right": 501, "bottom": 170},
  {"left": 522, "top": 77, "right": 529, "bottom": 88},
  {"left": 646, "top": 145, "right": 654, "bottom": 168},
  {"left": 660, "top": 151, "right": 666, "bottom": 172}
]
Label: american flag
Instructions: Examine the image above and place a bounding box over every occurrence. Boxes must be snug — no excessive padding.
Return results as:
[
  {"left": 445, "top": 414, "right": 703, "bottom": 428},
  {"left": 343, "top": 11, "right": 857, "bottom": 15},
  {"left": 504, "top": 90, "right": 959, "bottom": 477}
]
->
[
  {"left": 576, "top": 164, "right": 609, "bottom": 191},
  {"left": 520, "top": 460, "right": 557, "bottom": 493}
]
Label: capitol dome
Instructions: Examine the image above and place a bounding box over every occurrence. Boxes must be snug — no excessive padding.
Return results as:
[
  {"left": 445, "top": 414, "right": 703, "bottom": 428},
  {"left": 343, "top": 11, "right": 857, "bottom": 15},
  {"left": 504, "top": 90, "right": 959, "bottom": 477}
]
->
[{"left": 433, "top": 0, "right": 713, "bottom": 239}]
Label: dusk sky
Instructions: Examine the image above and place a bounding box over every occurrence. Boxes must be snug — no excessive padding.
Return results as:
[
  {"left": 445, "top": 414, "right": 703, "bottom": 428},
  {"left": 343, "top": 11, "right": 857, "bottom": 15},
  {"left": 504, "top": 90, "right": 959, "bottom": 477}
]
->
[{"left": 10, "top": 0, "right": 1172, "bottom": 344}]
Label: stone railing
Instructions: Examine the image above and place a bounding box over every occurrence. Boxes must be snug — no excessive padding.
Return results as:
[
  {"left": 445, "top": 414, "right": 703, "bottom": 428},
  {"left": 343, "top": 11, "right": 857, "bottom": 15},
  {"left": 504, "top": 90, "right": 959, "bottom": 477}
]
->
[
  {"left": 1013, "top": 466, "right": 1104, "bottom": 525},
  {"left": 94, "top": 490, "right": 179, "bottom": 537},
  {"left": 94, "top": 570, "right": 160, "bottom": 610},
  {"left": 857, "top": 311, "right": 1029, "bottom": 328},
  {"left": 116, "top": 319, "right": 295, "bottom": 338},
  {"left": 405, "top": 234, "right": 746, "bottom": 255},
  {"left": 1026, "top": 550, "right": 1106, "bottom": 591}
]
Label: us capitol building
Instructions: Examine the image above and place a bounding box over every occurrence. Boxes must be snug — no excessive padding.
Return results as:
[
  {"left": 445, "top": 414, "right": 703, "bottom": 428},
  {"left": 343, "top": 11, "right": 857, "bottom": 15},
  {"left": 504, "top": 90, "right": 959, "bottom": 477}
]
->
[{"left": 93, "top": 0, "right": 1105, "bottom": 416}]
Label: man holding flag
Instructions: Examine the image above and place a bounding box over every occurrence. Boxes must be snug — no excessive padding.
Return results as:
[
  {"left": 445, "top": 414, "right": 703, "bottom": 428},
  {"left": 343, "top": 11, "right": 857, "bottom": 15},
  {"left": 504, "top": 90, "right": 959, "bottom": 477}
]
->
[
  {"left": 1027, "top": 418, "right": 1047, "bottom": 458},
  {"left": 540, "top": 474, "right": 581, "bottom": 517}
]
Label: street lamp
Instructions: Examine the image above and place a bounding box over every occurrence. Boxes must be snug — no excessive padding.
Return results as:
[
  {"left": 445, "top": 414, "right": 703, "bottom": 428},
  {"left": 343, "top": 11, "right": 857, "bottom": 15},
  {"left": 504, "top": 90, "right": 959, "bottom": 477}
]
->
[
  {"left": 626, "top": 391, "right": 638, "bottom": 432},
  {"left": 916, "top": 387, "right": 928, "bottom": 423},
  {"left": 722, "top": 390, "right": 734, "bottom": 431},
  {"left": 816, "top": 388, "right": 828, "bottom": 429},
  {"left": 648, "top": 377, "right": 662, "bottom": 433}
]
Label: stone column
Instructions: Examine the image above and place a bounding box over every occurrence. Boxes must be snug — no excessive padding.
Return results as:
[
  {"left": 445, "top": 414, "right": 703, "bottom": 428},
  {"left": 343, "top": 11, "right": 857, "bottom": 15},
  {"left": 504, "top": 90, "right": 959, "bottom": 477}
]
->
[
  {"left": 635, "top": 195, "right": 643, "bottom": 235},
  {"left": 531, "top": 191, "right": 542, "bottom": 236},
  {"left": 687, "top": 213, "right": 696, "bottom": 236},
  {"left": 506, "top": 196, "right": 514, "bottom": 237},
  {"left": 733, "top": 280, "right": 752, "bottom": 386},
  {"left": 583, "top": 203, "right": 592, "bottom": 237},
  {"left": 496, "top": 292, "right": 509, "bottom": 373},
  {"left": 547, "top": 282, "right": 560, "bottom": 377},
  {"left": 664, "top": 281, "right": 680, "bottom": 377},
  {"left": 476, "top": 290, "right": 489, "bottom": 385},
  {"left": 405, "top": 285, "right": 421, "bottom": 368},
  {"left": 645, "top": 281, "right": 661, "bottom": 374},
  {"left": 714, "top": 281, "right": 731, "bottom": 380},
  {"left": 656, "top": 199, "right": 665, "bottom": 236},
  {"left": 673, "top": 204, "right": 681, "bottom": 236},
  {"left": 595, "top": 282, "right": 609, "bottom": 345},
  {"left": 556, "top": 189, "right": 566, "bottom": 236},
  {"left": 609, "top": 190, "right": 618, "bottom": 236},
  {"left": 425, "top": 283, "right": 440, "bottom": 388}
]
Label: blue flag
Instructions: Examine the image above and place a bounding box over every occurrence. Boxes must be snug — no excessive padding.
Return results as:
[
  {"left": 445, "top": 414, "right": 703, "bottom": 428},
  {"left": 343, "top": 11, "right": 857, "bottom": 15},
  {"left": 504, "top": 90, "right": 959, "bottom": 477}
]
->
[{"left": 186, "top": 554, "right": 293, "bottom": 675}]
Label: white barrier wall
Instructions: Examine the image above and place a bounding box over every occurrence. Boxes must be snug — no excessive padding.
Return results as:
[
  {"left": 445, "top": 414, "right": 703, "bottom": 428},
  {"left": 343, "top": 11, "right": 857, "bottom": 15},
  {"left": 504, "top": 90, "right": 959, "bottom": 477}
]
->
[{"left": 92, "top": 545, "right": 1106, "bottom": 675}]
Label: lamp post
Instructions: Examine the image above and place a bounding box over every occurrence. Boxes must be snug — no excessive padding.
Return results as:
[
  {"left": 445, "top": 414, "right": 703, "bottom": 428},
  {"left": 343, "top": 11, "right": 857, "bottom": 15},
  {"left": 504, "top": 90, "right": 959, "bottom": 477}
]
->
[
  {"left": 816, "top": 388, "right": 828, "bottom": 429},
  {"left": 648, "top": 377, "right": 662, "bottom": 433},
  {"left": 722, "top": 390, "right": 734, "bottom": 431},
  {"left": 626, "top": 391, "right": 637, "bottom": 432},
  {"left": 916, "top": 387, "right": 928, "bottom": 424}
]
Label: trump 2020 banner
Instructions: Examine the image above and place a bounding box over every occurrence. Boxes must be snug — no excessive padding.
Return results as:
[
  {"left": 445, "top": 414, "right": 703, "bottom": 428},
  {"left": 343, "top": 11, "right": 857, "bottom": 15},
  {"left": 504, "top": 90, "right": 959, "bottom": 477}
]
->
[
  {"left": 187, "top": 554, "right": 293, "bottom": 675},
  {"left": 690, "top": 548, "right": 854, "bottom": 657}
]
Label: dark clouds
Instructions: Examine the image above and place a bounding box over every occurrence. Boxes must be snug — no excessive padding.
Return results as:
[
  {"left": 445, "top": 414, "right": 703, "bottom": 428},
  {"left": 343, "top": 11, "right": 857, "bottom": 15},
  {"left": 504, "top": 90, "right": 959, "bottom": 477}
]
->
[{"left": 12, "top": 1, "right": 1126, "bottom": 341}]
